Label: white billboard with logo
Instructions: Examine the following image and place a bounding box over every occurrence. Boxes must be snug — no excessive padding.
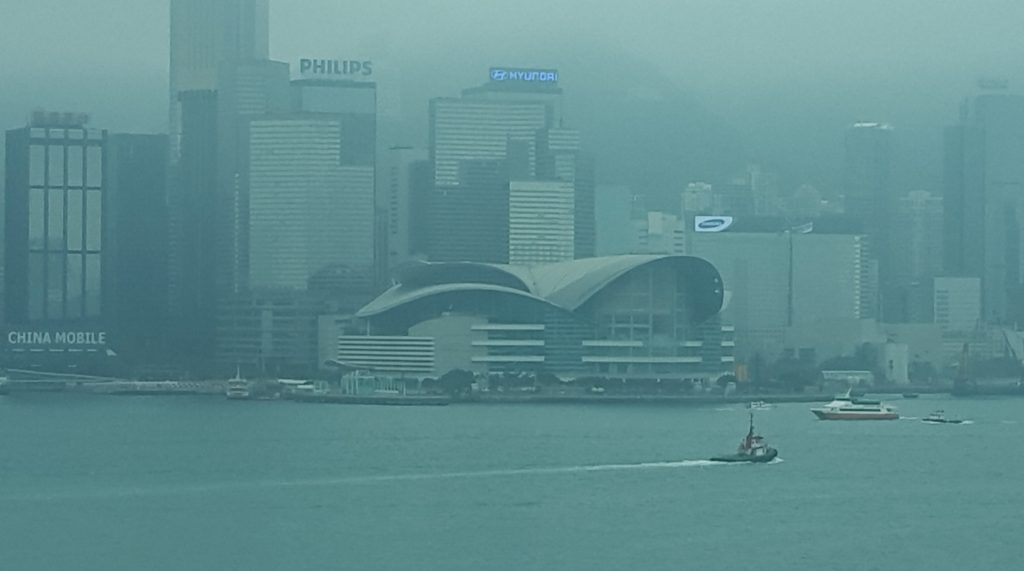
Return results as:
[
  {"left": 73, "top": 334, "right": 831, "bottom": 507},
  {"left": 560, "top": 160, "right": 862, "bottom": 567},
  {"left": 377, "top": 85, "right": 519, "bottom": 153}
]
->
[{"left": 694, "top": 216, "right": 734, "bottom": 232}]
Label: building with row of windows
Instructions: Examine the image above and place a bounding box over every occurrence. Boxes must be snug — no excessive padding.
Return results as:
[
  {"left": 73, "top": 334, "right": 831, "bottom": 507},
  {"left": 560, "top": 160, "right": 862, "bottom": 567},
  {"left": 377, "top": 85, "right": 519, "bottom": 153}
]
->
[
  {"left": 423, "top": 70, "right": 594, "bottom": 267},
  {"left": 321, "top": 255, "right": 732, "bottom": 380},
  {"left": 3, "top": 111, "right": 169, "bottom": 372}
]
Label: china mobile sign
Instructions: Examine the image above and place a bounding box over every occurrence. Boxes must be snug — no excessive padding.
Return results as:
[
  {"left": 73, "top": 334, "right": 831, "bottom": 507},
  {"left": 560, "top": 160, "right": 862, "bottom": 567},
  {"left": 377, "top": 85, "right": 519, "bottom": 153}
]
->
[
  {"left": 489, "top": 67, "right": 559, "bottom": 83},
  {"left": 694, "top": 216, "right": 734, "bottom": 232},
  {"left": 6, "top": 330, "right": 107, "bottom": 348}
]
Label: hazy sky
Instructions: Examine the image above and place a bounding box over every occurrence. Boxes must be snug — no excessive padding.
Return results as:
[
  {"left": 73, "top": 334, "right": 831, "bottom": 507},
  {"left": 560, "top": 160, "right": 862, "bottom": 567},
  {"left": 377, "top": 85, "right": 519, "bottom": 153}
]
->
[{"left": 3, "top": 0, "right": 1023, "bottom": 197}]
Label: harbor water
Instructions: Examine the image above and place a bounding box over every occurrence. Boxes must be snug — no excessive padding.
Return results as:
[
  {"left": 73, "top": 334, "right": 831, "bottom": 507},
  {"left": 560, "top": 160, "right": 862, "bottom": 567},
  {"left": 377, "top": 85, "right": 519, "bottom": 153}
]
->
[{"left": 1, "top": 394, "right": 1022, "bottom": 570}]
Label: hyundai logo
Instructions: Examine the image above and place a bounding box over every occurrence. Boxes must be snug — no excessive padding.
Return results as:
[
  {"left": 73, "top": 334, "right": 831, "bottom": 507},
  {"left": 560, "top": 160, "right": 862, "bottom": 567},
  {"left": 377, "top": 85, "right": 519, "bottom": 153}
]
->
[{"left": 491, "top": 69, "right": 508, "bottom": 81}]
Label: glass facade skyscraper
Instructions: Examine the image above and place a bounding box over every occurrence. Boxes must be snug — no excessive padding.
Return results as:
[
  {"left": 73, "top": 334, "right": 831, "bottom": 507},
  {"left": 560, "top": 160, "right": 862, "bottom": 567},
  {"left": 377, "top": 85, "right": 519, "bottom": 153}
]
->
[
  {"left": 944, "top": 90, "right": 1024, "bottom": 324},
  {"left": 169, "top": 0, "right": 269, "bottom": 162},
  {"left": 426, "top": 71, "right": 595, "bottom": 263},
  {"left": 844, "top": 122, "right": 892, "bottom": 319},
  {"left": 4, "top": 114, "right": 106, "bottom": 325}
]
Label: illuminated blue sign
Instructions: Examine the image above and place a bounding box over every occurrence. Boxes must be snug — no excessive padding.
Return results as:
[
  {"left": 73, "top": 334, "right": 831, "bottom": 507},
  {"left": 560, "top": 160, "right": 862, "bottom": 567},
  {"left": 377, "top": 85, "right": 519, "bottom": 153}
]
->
[{"left": 489, "top": 67, "right": 559, "bottom": 84}]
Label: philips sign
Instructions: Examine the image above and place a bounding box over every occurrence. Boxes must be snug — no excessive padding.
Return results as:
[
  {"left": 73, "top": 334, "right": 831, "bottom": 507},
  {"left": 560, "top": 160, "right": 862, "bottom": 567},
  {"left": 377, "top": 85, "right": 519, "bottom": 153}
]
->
[
  {"left": 299, "top": 59, "right": 373, "bottom": 78},
  {"left": 694, "top": 216, "right": 734, "bottom": 233},
  {"left": 489, "top": 67, "right": 559, "bottom": 84}
]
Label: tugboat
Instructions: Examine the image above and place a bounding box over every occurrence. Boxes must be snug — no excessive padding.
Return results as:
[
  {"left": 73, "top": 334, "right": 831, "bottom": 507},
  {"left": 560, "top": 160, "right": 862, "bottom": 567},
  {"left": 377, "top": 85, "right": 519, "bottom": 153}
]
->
[
  {"left": 921, "top": 410, "right": 965, "bottom": 425},
  {"left": 811, "top": 390, "right": 899, "bottom": 420},
  {"left": 710, "top": 413, "right": 778, "bottom": 463}
]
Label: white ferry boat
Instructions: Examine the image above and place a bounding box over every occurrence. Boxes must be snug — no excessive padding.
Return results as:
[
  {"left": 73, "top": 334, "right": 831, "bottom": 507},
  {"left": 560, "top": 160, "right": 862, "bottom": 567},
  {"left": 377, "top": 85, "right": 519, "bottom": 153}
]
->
[
  {"left": 810, "top": 390, "right": 898, "bottom": 420},
  {"left": 225, "top": 369, "right": 250, "bottom": 400}
]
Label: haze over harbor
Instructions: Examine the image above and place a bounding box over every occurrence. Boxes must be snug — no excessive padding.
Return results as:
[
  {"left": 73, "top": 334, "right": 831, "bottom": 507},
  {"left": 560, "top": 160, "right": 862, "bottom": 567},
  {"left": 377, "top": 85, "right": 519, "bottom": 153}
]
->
[{"left": 3, "top": 2, "right": 1024, "bottom": 568}]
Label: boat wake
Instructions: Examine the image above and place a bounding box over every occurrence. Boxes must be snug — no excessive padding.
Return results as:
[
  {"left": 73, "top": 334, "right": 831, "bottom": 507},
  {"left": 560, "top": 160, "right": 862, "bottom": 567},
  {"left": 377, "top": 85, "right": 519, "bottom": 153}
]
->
[
  {"left": 284, "top": 459, "right": 731, "bottom": 486},
  {"left": 2, "top": 459, "right": 760, "bottom": 502}
]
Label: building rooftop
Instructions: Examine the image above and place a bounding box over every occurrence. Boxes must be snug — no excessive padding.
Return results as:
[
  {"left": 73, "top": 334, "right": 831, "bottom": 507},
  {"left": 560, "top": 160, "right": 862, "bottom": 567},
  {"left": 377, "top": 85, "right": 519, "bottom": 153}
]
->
[{"left": 359, "top": 255, "right": 723, "bottom": 319}]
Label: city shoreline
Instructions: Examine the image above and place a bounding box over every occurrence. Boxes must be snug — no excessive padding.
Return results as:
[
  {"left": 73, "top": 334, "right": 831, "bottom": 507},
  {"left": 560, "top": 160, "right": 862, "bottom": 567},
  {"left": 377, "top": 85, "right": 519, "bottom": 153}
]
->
[{"left": 3, "top": 380, "right": 1004, "bottom": 407}]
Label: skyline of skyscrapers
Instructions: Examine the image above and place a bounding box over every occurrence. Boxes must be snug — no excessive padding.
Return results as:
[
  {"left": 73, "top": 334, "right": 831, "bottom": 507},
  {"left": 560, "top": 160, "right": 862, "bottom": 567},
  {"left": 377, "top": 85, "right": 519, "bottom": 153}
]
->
[{"left": 3, "top": 1, "right": 1024, "bottom": 381}]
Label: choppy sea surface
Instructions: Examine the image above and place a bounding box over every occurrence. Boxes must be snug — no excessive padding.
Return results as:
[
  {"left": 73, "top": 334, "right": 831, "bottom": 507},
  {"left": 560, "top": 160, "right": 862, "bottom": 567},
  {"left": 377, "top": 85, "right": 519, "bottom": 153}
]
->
[{"left": 1, "top": 393, "right": 1022, "bottom": 570}]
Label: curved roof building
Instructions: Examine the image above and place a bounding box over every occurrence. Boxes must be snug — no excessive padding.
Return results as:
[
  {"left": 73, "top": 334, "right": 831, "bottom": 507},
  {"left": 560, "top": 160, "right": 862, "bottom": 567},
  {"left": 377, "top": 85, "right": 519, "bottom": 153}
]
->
[{"left": 330, "top": 255, "right": 733, "bottom": 379}]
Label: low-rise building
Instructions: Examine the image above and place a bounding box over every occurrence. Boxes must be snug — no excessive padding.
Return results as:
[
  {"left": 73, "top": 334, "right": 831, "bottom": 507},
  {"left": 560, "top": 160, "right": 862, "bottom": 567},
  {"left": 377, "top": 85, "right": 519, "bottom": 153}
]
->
[{"left": 321, "top": 255, "right": 731, "bottom": 381}]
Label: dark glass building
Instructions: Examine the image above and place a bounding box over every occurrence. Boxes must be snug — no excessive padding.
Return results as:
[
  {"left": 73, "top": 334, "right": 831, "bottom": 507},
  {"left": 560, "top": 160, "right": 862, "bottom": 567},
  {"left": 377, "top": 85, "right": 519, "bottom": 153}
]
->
[
  {"left": 843, "top": 122, "right": 892, "bottom": 319},
  {"left": 3, "top": 112, "right": 113, "bottom": 372},
  {"left": 169, "top": 90, "right": 219, "bottom": 369},
  {"left": 106, "top": 134, "right": 170, "bottom": 366},
  {"left": 4, "top": 112, "right": 106, "bottom": 325},
  {"left": 944, "top": 91, "right": 1024, "bottom": 324}
]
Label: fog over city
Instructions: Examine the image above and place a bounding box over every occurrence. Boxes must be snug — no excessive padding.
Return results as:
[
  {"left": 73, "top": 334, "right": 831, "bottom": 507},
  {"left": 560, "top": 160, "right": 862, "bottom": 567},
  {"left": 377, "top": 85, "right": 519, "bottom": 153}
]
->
[
  {"left": 7, "top": 2, "right": 1024, "bottom": 570},
  {"left": 4, "top": 0, "right": 1024, "bottom": 204}
]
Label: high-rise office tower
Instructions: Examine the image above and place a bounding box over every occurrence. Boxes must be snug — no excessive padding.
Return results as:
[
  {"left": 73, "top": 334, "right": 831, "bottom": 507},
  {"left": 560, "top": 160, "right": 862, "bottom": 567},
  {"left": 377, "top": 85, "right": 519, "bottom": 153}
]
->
[
  {"left": 169, "top": 0, "right": 269, "bottom": 162},
  {"left": 283, "top": 78, "right": 378, "bottom": 291},
  {"left": 216, "top": 77, "right": 378, "bottom": 373},
  {"left": 214, "top": 60, "right": 290, "bottom": 297},
  {"left": 427, "top": 68, "right": 594, "bottom": 262},
  {"left": 380, "top": 146, "right": 429, "bottom": 282},
  {"left": 681, "top": 182, "right": 719, "bottom": 218},
  {"left": 944, "top": 87, "right": 1024, "bottom": 324},
  {"left": 933, "top": 277, "right": 982, "bottom": 333},
  {"left": 106, "top": 134, "right": 170, "bottom": 363},
  {"left": 246, "top": 114, "right": 374, "bottom": 290},
  {"left": 168, "top": 0, "right": 272, "bottom": 373},
  {"left": 425, "top": 159, "right": 510, "bottom": 263},
  {"left": 722, "top": 165, "right": 781, "bottom": 216},
  {"left": 4, "top": 112, "right": 106, "bottom": 325},
  {"left": 430, "top": 98, "right": 554, "bottom": 186},
  {"left": 508, "top": 180, "right": 576, "bottom": 265},
  {"left": 171, "top": 91, "right": 219, "bottom": 365},
  {"left": 889, "top": 190, "right": 944, "bottom": 321},
  {"left": 844, "top": 122, "right": 893, "bottom": 318},
  {"left": 536, "top": 127, "right": 595, "bottom": 259}
]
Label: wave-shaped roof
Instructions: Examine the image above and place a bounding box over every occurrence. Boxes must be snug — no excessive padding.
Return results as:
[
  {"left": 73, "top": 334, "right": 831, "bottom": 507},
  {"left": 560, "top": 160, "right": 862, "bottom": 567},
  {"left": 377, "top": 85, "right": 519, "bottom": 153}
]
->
[{"left": 359, "top": 255, "right": 723, "bottom": 318}]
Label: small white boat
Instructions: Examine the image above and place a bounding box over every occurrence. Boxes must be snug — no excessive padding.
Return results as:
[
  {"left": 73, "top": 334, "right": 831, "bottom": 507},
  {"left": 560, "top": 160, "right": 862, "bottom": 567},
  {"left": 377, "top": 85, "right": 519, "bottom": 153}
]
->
[
  {"left": 746, "top": 400, "right": 773, "bottom": 411},
  {"left": 225, "top": 368, "right": 250, "bottom": 400},
  {"left": 921, "top": 410, "right": 965, "bottom": 425}
]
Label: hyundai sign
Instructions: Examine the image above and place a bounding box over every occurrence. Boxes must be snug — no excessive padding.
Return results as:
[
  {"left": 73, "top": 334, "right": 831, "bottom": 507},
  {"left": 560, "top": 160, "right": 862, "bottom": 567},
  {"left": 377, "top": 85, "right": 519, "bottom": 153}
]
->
[
  {"left": 299, "top": 58, "right": 373, "bottom": 78},
  {"left": 694, "top": 216, "right": 734, "bottom": 232},
  {"left": 489, "top": 67, "right": 559, "bottom": 84}
]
